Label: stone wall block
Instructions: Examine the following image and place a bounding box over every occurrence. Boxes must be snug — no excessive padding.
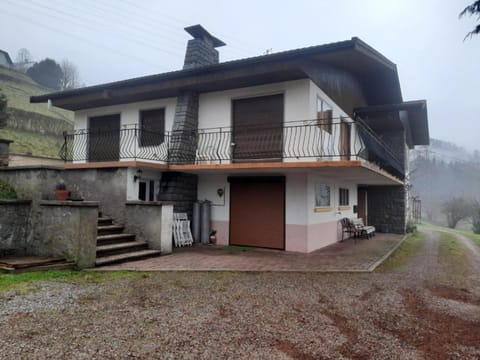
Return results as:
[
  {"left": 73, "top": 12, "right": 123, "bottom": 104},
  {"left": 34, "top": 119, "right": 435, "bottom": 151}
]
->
[
  {"left": 125, "top": 202, "right": 173, "bottom": 255},
  {"left": 33, "top": 201, "right": 98, "bottom": 268},
  {"left": 0, "top": 200, "right": 32, "bottom": 255}
]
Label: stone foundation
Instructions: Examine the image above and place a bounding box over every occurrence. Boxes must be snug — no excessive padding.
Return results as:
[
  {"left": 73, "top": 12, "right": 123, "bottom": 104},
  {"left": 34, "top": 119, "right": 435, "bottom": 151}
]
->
[
  {"left": 367, "top": 185, "right": 407, "bottom": 234},
  {"left": 157, "top": 171, "right": 197, "bottom": 219}
]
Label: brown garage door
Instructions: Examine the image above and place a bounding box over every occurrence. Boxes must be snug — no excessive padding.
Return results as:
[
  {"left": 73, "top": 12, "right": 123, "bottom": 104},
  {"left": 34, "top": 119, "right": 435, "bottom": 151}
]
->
[{"left": 229, "top": 177, "right": 285, "bottom": 249}]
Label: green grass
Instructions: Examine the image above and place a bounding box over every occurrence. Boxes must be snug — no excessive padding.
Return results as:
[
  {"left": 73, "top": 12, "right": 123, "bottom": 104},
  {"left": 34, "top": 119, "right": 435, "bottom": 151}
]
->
[
  {"left": 0, "top": 128, "right": 63, "bottom": 158},
  {"left": 438, "top": 233, "right": 466, "bottom": 262},
  {"left": 0, "top": 67, "right": 73, "bottom": 122},
  {"left": 0, "top": 270, "right": 144, "bottom": 293},
  {"left": 421, "top": 222, "right": 480, "bottom": 247},
  {"left": 462, "top": 232, "right": 480, "bottom": 246},
  {"left": 437, "top": 232, "right": 470, "bottom": 279},
  {"left": 375, "top": 232, "right": 425, "bottom": 272},
  {"left": 219, "top": 245, "right": 256, "bottom": 252}
]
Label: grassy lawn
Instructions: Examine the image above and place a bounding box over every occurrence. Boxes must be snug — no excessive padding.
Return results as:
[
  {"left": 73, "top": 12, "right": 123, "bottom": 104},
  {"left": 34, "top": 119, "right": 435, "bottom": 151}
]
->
[
  {"left": 0, "top": 128, "right": 63, "bottom": 158},
  {"left": 0, "top": 270, "right": 144, "bottom": 293},
  {"left": 375, "top": 231, "right": 425, "bottom": 272},
  {"left": 0, "top": 67, "right": 73, "bottom": 121}
]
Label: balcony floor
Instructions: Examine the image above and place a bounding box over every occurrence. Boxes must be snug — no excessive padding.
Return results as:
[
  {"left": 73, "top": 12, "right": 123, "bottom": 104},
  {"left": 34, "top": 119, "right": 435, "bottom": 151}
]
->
[{"left": 64, "top": 159, "right": 403, "bottom": 185}]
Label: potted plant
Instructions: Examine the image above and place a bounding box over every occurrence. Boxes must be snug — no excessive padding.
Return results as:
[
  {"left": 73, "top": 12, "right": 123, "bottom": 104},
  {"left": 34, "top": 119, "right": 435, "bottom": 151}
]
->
[
  {"left": 209, "top": 230, "right": 217, "bottom": 245},
  {"left": 55, "top": 182, "right": 70, "bottom": 201}
]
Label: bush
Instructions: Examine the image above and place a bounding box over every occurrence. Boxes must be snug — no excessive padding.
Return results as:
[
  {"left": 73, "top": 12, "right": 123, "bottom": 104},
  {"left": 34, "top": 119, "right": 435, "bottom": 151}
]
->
[
  {"left": 406, "top": 220, "right": 417, "bottom": 233},
  {"left": 0, "top": 179, "right": 17, "bottom": 199},
  {"left": 472, "top": 201, "right": 480, "bottom": 234}
]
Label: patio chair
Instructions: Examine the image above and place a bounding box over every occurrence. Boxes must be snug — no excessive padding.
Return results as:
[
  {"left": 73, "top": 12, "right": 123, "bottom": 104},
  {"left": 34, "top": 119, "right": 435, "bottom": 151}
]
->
[
  {"left": 340, "top": 218, "right": 359, "bottom": 242},
  {"left": 351, "top": 218, "right": 376, "bottom": 239}
]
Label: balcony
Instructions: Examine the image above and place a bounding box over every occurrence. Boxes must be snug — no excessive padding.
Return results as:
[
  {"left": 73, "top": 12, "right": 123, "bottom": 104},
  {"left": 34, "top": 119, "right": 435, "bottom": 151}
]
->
[{"left": 60, "top": 119, "right": 405, "bottom": 179}]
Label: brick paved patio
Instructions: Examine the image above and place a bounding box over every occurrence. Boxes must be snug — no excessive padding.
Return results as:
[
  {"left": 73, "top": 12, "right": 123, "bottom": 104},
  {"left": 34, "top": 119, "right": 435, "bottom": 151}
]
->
[{"left": 97, "top": 233, "right": 405, "bottom": 272}]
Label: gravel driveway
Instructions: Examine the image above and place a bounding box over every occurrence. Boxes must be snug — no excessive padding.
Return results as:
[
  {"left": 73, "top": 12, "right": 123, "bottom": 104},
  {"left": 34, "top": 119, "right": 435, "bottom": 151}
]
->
[{"left": 0, "top": 229, "right": 479, "bottom": 359}]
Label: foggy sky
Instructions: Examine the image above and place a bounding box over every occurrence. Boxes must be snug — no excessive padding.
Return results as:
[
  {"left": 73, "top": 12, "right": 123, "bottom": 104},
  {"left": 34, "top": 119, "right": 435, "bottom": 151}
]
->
[{"left": 1, "top": 0, "right": 478, "bottom": 151}]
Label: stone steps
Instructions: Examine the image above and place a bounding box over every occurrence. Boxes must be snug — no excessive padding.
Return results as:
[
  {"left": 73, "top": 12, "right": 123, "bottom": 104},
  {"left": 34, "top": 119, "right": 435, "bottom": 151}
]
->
[
  {"left": 96, "top": 241, "right": 149, "bottom": 257},
  {"left": 96, "top": 233, "right": 136, "bottom": 246},
  {"left": 95, "top": 249, "right": 161, "bottom": 267},
  {"left": 97, "top": 225, "right": 125, "bottom": 235},
  {"left": 98, "top": 217, "right": 114, "bottom": 226},
  {"left": 95, "top": 214, "right": 161, "bottom": 267}
]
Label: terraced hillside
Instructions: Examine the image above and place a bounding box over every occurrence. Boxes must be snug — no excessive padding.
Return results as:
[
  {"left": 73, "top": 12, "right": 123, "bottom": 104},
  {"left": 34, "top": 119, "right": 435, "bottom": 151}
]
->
[{"left": 0, "top": 67, "right": 73, "bottom": 158}]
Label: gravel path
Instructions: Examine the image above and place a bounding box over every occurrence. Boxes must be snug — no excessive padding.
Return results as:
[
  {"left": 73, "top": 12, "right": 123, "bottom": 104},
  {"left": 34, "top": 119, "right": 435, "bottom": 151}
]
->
[{"left": 0, "top": 229, "right": 479, "bottom": 359}]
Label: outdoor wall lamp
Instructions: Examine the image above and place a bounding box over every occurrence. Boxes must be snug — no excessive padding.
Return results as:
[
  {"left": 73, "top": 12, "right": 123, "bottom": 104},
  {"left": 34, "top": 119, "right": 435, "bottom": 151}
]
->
[
  {"left": 217, "top": 188, "right": 224, "bottom": 197},
  {"left": 133, "top": 169, "right": 143, "bottom": 182}
]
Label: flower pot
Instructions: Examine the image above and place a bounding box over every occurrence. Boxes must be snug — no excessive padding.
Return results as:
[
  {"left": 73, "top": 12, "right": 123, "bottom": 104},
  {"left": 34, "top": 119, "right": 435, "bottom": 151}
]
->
[
  {"left": 55, "top": 189, "right": 70, "bottom": 201},
  {"left": 209, "top": 236, "right": 217, "bottom": 245}
]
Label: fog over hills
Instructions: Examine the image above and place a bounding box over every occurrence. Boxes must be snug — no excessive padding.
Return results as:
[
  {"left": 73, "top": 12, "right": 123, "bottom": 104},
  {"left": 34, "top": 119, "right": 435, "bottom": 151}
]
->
[{"left": 409, "top": 138, "right": 480, "bottom": 226}]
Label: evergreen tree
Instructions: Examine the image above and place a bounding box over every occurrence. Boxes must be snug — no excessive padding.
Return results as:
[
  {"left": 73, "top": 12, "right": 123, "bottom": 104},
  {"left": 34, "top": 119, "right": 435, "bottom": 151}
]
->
[{"left": 26, "top": 58, "right": 63, "bottom": 90}]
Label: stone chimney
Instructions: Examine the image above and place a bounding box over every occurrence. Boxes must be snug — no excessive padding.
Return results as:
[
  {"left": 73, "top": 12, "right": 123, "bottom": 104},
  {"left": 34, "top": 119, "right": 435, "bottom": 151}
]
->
[{"left": 183, "top": 25, "right": 226, "bottom": 69}]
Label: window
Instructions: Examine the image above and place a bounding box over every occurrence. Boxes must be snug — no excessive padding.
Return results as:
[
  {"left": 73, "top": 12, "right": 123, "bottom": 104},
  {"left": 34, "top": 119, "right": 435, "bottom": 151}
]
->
[
  {"left": 339, "top": 188, "right": 349, "bottom": 206},
  {"left": 139, "top": 108, "right": 165, "bottom": 147},
  {"left": 317, "top": 97, "right": 333, "bottom": 134},
  {"left": 315, "top": 183, "right": 331, "bottom": 207},
  {"left": 138, "top": 180, "right": 156, "bottom": 201}
]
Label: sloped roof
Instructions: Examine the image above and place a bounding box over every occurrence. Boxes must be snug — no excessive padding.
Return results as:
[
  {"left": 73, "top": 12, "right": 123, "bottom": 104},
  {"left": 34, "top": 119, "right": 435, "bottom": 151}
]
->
[{"left": 30, "top": 37, "right": 403, "bottom": 111}]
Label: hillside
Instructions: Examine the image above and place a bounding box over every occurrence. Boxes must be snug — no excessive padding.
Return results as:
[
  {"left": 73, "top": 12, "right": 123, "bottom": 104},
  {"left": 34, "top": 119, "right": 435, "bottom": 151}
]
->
[
  {"left": 410, "top": 139, "right": 480, "bottom": 227},
  {"left": 0, "top": 66, "right": 73, "bottom": 158}
]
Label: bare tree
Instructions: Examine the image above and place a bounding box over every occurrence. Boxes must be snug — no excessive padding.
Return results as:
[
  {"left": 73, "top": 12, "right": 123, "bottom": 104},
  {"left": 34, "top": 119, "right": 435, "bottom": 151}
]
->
[
  {"left": 460, "top": 1, "right": 480, "bottom": 39},
  {"left": 60, "top": 59, "right": 80, "bottom": 90},
  {"left": 442, "top": 197, "right": 471, "bottom": 228},
  {"left": 15, "top": 48, "right": 33, "bottom": 73}
]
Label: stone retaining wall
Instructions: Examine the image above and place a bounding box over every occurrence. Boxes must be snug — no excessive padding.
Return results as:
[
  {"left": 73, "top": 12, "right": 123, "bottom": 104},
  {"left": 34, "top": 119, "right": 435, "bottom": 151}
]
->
[
  {"left": 33, "top": 201, "right": 98, "bottom": 268},
  {"left": 0, "top": 200, "right": 31, "bottom": 256},
  {"left": 63, "top": 168, "right": 128, "bottom": 223}
]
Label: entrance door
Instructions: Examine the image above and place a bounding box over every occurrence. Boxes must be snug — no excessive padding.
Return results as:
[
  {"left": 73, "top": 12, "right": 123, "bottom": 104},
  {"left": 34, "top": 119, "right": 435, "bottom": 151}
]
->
[
  {"left": 340, "top": 119, "right": 351, "bottom": 160},
  {"left": 357, "top": 188, "right": 368, "bottom": 225},
  {"left": 232, "top": 94, "right": 283, "bottom": 162},
  {"left": 229, "top": 177, "right": 285, "bottom": 249},
  {"left": 89, "top": 114, "right": 120, "bottom": 162}
]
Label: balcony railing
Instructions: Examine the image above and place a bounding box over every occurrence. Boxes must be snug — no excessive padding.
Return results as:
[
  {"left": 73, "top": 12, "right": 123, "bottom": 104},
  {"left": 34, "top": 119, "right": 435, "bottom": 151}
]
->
[{"left": 60, "top": 119, "right": 405, "bottom": 178}]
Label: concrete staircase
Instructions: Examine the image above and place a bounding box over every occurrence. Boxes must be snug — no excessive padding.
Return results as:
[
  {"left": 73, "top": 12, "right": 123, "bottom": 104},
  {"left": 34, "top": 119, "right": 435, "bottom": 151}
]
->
[{"left": 95, "top": 215, "right": 161, "bottom": 267}]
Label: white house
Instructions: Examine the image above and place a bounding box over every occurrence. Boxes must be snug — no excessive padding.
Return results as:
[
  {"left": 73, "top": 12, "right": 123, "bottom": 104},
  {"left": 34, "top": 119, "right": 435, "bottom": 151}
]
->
[{"left": 31, "top": 25, "right": 429, "bottom": 253}]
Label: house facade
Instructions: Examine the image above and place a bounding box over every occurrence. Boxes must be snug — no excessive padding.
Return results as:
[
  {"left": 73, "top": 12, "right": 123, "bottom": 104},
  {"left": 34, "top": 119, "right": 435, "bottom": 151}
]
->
[
  {"left": 0, "top": 49, "right": 13, "bottom": 68},
  {"left": 31, "top": 25, "right": 429, "bottom": 253}
]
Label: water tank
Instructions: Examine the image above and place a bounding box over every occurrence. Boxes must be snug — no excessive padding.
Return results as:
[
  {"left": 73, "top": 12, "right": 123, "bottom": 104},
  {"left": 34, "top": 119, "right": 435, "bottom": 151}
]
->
[
  {"left": 192, "top": 201, "right": 201, "bottom": 243},
  {"left": 200, "top": 200, "right": 211, "bottom": 244}
]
